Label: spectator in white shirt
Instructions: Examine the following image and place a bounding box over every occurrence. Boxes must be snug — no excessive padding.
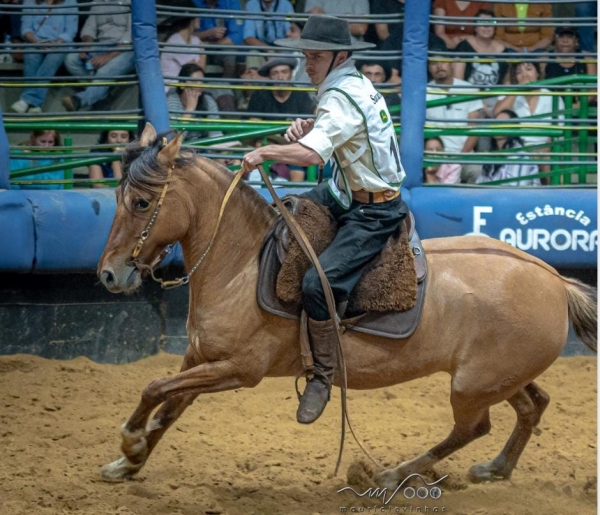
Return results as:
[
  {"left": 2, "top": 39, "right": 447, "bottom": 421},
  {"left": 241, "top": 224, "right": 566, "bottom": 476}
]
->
[{"left": 426, "top": 44, "right": 483, "bottom": 182}]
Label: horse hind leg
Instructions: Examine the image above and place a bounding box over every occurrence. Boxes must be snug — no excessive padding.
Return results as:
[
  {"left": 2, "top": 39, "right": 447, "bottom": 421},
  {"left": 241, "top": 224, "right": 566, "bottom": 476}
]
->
[
  {"left": 377, "top": 389, "right": 492, "bottom": 489},
  {"left": 469, "top": 382, "right": 550, "bottom": 483}
]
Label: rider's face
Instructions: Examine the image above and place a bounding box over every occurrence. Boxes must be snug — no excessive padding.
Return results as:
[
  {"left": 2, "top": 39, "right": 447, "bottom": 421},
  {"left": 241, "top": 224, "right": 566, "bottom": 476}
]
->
[{"left": 302, "top": 50, "right": 347, "bottom": 86}]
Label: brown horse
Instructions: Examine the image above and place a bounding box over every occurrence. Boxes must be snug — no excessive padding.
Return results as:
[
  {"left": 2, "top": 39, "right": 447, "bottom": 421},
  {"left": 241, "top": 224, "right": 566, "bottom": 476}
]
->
[{"left": 98, "top": 124, "right": 596, "bottom": 487}]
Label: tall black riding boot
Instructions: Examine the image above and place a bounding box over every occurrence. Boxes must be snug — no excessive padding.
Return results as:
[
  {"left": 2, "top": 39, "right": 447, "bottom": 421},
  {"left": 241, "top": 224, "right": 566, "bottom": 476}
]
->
[{"left": 297, "top": 317, "right": 338, "bottom": 424}]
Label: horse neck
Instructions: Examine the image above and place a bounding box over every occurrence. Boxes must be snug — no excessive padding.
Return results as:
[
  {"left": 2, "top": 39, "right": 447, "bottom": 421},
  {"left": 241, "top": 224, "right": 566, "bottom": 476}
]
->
[{"left": 179, "top": 166, "right": 276, "bottom": 295}]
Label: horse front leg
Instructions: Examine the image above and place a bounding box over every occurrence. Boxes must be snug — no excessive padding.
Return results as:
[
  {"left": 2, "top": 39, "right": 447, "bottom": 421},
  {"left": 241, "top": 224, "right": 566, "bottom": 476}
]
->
[{"left": 101, "top": 357, "right": 247, "bottom": 481}]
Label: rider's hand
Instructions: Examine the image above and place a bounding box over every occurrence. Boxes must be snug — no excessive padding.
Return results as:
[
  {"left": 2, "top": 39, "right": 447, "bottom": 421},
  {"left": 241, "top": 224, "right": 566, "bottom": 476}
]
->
[
  {"left": 241, "top": 147, "right": 265, "bottom": 174},
  {"left": 285, "top": 118, "right": 314, "bottom": 143}
]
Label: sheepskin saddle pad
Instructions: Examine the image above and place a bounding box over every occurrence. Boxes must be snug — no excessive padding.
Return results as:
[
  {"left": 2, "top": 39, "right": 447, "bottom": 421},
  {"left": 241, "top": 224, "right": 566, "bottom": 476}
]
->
[{"left": 257, "top": 195, "right": 428, "bottom": 339}]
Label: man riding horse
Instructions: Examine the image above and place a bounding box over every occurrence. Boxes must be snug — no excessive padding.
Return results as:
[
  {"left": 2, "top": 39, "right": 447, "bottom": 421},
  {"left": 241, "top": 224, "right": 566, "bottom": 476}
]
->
[{"left": 242, "top": 15, "right": 407, "bottom": 425}]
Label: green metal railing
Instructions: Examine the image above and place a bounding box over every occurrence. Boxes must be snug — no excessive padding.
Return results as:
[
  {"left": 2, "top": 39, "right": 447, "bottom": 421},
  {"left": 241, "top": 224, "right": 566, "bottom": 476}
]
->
[{"left": 8, "top": 75, "right": 597, "bottom": 188}]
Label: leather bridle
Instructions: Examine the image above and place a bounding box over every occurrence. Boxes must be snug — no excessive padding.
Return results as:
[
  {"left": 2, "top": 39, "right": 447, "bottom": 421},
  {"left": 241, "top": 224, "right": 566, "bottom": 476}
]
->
[{"left": 129, "top": 163, "right": 244, "bottom": 289}]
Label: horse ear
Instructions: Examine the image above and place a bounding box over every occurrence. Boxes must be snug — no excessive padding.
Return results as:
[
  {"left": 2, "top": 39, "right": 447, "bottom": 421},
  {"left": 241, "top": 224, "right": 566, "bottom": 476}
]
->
[
  {"left": 139, "top": 123, "right": 157, "bottom": 147},
  {"left": 157, "top": 131, "right": 185, "bottom": 167}
]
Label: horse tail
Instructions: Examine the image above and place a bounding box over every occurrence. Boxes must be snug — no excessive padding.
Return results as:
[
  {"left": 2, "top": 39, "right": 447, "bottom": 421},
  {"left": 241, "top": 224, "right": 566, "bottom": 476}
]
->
[{"left": 563, "top": 277, "right": 597, "bottom": 352}]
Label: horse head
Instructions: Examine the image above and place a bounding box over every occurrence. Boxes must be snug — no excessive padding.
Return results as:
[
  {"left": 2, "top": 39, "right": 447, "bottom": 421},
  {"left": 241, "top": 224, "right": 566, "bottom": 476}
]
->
[{"left": 98, "top": 123, "right": 194, "bottom": 293}]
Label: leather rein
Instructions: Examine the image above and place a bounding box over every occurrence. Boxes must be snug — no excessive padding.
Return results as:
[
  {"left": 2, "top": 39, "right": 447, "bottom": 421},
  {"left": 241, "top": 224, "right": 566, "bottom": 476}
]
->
[{"left": 129, "top": 162, "right": 379, "bottom": 475}]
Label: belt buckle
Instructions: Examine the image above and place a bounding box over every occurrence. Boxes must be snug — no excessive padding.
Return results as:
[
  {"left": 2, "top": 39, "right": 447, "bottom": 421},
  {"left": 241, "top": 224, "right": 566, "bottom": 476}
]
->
[{"left": 384, "top": 190, "right": 395, "bottom": 199}]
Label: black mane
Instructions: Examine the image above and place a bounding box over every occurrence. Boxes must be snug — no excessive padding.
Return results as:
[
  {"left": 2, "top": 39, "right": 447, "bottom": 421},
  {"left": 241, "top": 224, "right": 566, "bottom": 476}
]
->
[{"left": 121, "top": 131, "right": 196, "bottom": 196}]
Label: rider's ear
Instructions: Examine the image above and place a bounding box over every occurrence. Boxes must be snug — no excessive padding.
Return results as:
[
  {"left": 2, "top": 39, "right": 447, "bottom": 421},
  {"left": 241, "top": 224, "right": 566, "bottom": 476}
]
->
[
  {"left": 157, "top": 131, "right": 185, "bottom": 167},
  {"left": 140, "top": 123, "right": 157, "bottom": 147}
]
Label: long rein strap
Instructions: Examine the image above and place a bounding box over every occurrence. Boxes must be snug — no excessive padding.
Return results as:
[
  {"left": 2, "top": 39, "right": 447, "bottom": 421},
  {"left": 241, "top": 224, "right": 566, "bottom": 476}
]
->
[{"left": 255, "top": 164, "right": 380, "bottom": 476}]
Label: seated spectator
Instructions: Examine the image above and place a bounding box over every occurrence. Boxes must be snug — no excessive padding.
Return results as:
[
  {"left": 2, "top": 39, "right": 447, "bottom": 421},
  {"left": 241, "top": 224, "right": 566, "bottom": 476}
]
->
[
  {"left": 0, "top": 0, "right": 23, "bottom": 62},
  {"left": 192, "top": 0, "right": 244, "bottom": 78},
  {"left": 432, "top": 0, "right": 491, "bottom": 50},
  {"left": 493, "top": 61, "right": 565, "bottom": 150},
  {"left": 248, "top": 58, "right": 314, "bottom": 181},
  {"left": 167, "top": 62, "right": 223, "bottom": 141},
  {"left": 10, "top": 129, "right": 66, "bottom": 189},
  {"left": 372, "top": 0, "right": 404, "bottom": 50},
  {"left": 494, "top": 2, "right": 553, "bottom": 53},
  {"left": 11, "top": 0, "right": 78, "bottom": 113},
  {"left": 281, "top": 20, "right": 311, "bottom": 86},
  {"left": 477, "top": 109, "right": 541, "bottom": 186},
  {"left": 234, "top": 64, "right": 259, "bottom": 111},
  {"left": 575, "top": 2, "right": 597, "bottom": 54},
  {"left": 453, "top": 9, "right": 509, "bottom": 117},
  {"left": 422, "top": 136, "right": 462, "bottom": 184},
  {"left": 62, "top": 0, "right": 133, "bottom": 112},
  {"left": 248, "top": 57, "right": 315, "bottom": 116},
  {"left": 243, "top": 0, "right": 294, "bottom": 48},
  {"left": 542, "top": 27, "right": 597, "bottom": 80},
  {"left": 304, "top": 0, "right": 369, "bottom": 41},
  {"left": 160, "top": 16, "right": 207, "bottom": 92},
  {"left": 426, "top": 44, "right": 484, "bottom": 183},
  {"left": 88, "top": 129, "right": 134, "bottom": 188},
  {"left": 372, "top": 0, "right": 404, "bottom": 83},
  {"left": 356, "top": 59, "right": 400, "bottom": 108}
]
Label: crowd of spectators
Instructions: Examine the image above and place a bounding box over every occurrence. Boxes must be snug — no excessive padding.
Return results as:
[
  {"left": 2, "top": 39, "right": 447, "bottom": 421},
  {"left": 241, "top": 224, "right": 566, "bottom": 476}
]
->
[{"left": 1, "top": 0, "right": 597, "bottom": 187}]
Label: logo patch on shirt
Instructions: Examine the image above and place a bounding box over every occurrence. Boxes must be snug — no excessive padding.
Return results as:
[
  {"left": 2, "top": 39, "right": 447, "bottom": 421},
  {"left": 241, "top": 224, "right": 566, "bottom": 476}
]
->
[{"left": 379, "top": 110, "right": 389, "bottom": 123}]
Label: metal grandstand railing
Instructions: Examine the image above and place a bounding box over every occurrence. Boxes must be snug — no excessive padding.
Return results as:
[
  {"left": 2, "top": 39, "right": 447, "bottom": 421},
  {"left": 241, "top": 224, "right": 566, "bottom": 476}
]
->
[{"left": 2, "top": 1, "right": 597, "bottom": 187}]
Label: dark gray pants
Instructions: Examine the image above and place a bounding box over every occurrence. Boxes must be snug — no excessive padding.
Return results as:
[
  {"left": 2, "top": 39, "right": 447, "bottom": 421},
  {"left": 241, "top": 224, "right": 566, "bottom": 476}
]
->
[{"left": 301, "top": 183, "right": 407, "bottom": 321}]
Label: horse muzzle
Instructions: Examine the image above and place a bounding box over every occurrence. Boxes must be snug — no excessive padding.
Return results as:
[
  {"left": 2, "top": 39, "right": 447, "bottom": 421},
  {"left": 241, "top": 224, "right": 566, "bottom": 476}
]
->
[{"left": 99, "top": 263, "right": 142, "bottom": 294}]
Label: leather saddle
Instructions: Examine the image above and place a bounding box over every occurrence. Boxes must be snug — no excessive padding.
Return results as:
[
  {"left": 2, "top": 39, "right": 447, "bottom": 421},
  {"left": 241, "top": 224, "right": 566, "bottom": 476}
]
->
[{"left": 257, "top": 197, "right": 428, "bottom": 339}]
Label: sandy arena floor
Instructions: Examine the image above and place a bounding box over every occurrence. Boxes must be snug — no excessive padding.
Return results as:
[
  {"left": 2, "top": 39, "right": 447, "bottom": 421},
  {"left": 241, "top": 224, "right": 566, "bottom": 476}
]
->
[{"left": 0, "top": 353, "right": 596, "bottom": 515}]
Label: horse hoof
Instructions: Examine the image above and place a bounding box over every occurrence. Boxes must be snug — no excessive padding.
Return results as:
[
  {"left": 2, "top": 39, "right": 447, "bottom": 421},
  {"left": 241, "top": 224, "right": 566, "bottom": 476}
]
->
[
  {"left": 376, "top": 468, "right": 401, "bottom": 490},
  {"left": 100, "top": 456, "right": 142, "bottom": 482},
  {"left": 468, "top": 461, "right": 510, "bottom": 483}
]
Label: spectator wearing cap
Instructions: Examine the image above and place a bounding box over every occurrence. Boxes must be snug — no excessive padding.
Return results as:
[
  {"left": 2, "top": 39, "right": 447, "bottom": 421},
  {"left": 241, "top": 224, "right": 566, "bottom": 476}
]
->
[
  {"left": 243, "top": 0, "right": 294, "bottom": 47},
  {"left": 160, "top": 16, "right": 207, "bottom": 93},
  {"left": 247, "top": 57, "right": 315, "bottom": 116},
  {"left": 62, "top": 0, "right": 134, "bottom": 112},
  {"left": 303, "top": 0, "right": 369, "bottom": 41},
  {"left": 542, "top": 27, "right": 597, "bottom": 80},
  {"left": 493, "top": 2, "right": 553, "bottom": 53},
  {"left": 247, "top": 57, "right": 315, "bottom": 182},
  {"left": 282, "top": 20, "right": 311, "bottom": 86},
  {"left": 426, "top": 43, "right": 484, "bottom": 183},
  {"left": 356, "top": 59, "right": 400, "bottom": 108}
]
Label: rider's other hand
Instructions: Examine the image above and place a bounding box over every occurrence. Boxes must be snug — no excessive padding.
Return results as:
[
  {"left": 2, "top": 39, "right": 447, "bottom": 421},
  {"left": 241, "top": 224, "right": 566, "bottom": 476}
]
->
[{"left": 285, "top": 118, "right": 314, "bottom": 143}]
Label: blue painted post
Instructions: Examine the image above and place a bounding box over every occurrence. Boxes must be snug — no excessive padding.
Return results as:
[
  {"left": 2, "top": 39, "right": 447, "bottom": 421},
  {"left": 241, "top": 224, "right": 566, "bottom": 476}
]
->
[
  {"left": 130, "top": 0, "right": 170, "bottom": 133},
  {"left": 400, "top": 0, "right": 431, "bottom": 188},
  {"left": 0, "top": 107, "right": 9, "bottom": 189}
]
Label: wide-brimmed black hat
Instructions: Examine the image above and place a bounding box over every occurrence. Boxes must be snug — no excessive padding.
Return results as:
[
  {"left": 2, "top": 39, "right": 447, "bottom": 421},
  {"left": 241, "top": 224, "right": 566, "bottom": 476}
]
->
[
  {"left": 274, "top": 14, "right": 375, "bottom": 51},
  {"left": 258, "top": 57, "right": 297, "bottom": 77}
]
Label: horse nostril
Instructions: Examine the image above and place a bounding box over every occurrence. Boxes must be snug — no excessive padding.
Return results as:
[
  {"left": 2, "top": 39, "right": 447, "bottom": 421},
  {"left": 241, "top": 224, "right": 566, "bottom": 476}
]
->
[{"left": 100, "top": 269, "right": 115, "bottom": 287}]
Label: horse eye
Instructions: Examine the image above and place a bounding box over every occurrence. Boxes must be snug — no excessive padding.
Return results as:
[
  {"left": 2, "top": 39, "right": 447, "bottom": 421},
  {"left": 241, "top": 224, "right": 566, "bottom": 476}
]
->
[{"left": 133, "top": 198, "right": 150, "bottom": 210}]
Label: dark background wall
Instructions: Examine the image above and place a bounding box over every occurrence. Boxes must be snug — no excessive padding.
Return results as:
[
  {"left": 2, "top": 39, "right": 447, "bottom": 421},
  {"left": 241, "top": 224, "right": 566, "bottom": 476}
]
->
[{"left": 0, "top": 267, "right": 595, "bottom": 364}]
